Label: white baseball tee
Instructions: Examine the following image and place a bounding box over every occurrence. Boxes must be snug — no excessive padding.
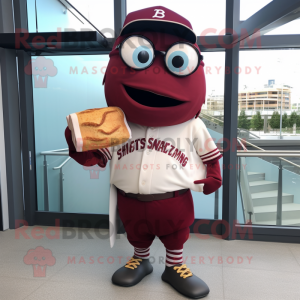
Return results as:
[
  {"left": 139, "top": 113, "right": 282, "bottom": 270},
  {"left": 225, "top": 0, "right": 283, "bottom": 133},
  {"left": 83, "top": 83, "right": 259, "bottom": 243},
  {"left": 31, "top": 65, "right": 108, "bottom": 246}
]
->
[{"left": 98, "top": 117, "right": 222, "bottom": 247}]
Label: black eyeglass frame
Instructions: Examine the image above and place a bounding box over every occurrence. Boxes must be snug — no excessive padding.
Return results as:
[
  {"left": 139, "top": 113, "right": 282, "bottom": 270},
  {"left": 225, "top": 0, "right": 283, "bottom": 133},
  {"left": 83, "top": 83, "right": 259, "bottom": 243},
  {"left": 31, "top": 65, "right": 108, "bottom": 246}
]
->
[{"left": 115, "top": 35, "right": 204, "bottom": 77}]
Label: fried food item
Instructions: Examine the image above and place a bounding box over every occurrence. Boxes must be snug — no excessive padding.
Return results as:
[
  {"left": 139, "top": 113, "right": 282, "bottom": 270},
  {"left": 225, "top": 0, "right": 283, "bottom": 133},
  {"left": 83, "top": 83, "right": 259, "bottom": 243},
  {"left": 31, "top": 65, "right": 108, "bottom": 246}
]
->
[{"left": 66, "top": 107, "right": 131, "bottom": 152}]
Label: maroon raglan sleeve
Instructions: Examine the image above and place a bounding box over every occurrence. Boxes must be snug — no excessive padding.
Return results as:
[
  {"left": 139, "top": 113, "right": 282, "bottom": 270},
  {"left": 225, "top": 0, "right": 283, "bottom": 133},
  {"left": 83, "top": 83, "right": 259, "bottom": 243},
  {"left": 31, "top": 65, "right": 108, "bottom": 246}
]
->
[
  {"left": 193, "top": 119, "right": 222, "bottom": 194},
  {"left": 65, "top": 127, "right": 107, "bottom": 168}
]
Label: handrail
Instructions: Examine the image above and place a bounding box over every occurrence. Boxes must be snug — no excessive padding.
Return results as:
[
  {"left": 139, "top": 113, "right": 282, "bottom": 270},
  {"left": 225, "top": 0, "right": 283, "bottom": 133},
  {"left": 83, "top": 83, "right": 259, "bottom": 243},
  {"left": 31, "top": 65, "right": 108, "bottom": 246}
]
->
[
  {"left": 41, "top": 148, "right": 68, "bottom": 153},
  {"left": 238, "top": 128, "right": 261, "bottom": 139},
  {"left": 200, "top": 112, "right": 224, "bottom": 125},
  {"left": 237, "top": 150, "right": 300, "bottom": 155},
  {"left": 41, "top": 149, "right": 69, "bottom": 156},
  {"left": 237, "top": 154, "right": 300, "bottom": 157},
  {"left": 220, "top": 149, "right": 300, "bottom": 156},
  {"left": 201, "top": 112, "right": 223, "bottom": 122},
  {"left": 201, "top": 113, "right": 260, "bottom": 139},
  {"left": 41, "top": 148, "right": 70, "bottom": 212},
  {"left": 236, "top": 138, "right": 255, "bottom": 223},
  {"left": 49, "top": 148, "right": 69, "bottom": 152},
  {"left": 236, "top": 139, "right": 300, "bottom": 227},
  {"left": 237, "top": 138, "right": 300, "bottom": 169},
  {"left": 236, "top": 139, "right": 263, "bottom": 151},
  {"left": 53, "top": 157, "right": 71, "bottom": 170},
  {"left": 239, "top": 157, "right": 255, "bottom": 223}
]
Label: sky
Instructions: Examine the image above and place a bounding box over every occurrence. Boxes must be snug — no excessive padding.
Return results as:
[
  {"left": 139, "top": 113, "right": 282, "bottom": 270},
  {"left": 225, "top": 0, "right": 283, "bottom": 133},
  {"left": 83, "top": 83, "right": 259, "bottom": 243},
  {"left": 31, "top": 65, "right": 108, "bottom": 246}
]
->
[{"left": 67, "top": 0, "right": 300, "bottom": 104}]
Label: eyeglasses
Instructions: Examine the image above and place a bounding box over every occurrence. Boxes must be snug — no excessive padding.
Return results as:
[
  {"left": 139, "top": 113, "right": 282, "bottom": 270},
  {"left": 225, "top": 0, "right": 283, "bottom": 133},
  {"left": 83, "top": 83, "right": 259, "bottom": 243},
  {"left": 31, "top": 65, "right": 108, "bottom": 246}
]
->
[{"left": 115, "top": 35, "right": 203, "bottom": 77}]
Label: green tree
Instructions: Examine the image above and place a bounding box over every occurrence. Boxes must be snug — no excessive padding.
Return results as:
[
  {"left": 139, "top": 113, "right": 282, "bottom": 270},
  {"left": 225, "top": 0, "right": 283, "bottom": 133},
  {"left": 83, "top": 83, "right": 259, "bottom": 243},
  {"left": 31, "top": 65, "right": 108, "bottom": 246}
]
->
[
  {"left": 289, "top": 111, "right": 298, "bottom": 127},
  {"left": 238, "top": 110, "right": 250, "bottom": 130},
  {"left": 251, "top": 111, "right": 264, "bottom": 130},
  {"left": 269, "top": 111, "right": 280, "bottom": 129},
  {"left": 296, "top": 114, "right": 300, "bottom": 127},
  {"left": 282, "top": 113, "right": 289, "bottom": 128}
]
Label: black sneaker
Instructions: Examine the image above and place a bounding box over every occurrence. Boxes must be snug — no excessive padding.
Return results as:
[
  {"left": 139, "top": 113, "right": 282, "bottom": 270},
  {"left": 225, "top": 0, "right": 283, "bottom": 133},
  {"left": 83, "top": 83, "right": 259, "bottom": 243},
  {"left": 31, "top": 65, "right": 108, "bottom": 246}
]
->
[
  {"left": 161, "top": 264, "right": 210, "bottom": 299},
  {"left": 112, "top": 257, "right": 153, "bottom": 287}
]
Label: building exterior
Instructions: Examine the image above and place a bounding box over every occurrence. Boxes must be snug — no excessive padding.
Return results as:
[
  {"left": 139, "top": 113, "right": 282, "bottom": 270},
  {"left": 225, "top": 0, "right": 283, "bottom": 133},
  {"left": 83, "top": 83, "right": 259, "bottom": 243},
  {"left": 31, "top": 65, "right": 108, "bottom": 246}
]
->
[
  {"left": 238, "top": 86, "right": 292, "bottom": 111},
  {"left": 206, "top": 82, "right": 292, "bottom": 114},
  {"left": 206, "top": 94, "right": 224, "bottom": 112},
  {"left": 292, "top": 100, "right": 300, "bottom": 111}
]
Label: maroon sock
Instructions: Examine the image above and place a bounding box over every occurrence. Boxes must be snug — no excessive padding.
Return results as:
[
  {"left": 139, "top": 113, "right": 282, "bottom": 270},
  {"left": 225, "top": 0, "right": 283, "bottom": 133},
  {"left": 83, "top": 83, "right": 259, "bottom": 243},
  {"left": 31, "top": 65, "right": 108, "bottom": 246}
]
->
[
  {"left": 166, "top": 248, "right": 183, "bottom": 267},
  {"left": 134, "top": 247, "right": 150, "bottom": 259}
]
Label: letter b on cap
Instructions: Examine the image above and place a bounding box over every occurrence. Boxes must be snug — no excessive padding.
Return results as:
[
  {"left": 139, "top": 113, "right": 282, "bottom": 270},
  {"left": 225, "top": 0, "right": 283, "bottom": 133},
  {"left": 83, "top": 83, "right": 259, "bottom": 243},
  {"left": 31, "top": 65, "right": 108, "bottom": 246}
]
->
[{"left": 153, "top": 9, "right": 165, "bottom": 19}]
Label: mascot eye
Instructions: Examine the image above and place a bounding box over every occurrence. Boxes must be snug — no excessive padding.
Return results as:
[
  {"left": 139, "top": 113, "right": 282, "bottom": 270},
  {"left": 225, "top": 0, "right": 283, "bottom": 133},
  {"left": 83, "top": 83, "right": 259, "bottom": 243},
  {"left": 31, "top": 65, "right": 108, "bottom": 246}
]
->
[
  {"left": 120, "top": 36, "right": 154, "bottom": 70},
  {"left": 165, "top": 43, "right": 200, "bottom": 77}
]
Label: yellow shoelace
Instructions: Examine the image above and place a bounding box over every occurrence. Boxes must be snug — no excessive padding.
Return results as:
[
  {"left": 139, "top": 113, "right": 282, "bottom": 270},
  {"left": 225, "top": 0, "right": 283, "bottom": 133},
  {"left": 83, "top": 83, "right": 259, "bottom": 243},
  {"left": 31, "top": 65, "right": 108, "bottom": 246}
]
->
[
  {"left": 174, "top": 264, "right": 193, "bottom": 279},
  {"left": 125, "top": 257, "right": 142, "bottom": 270}
]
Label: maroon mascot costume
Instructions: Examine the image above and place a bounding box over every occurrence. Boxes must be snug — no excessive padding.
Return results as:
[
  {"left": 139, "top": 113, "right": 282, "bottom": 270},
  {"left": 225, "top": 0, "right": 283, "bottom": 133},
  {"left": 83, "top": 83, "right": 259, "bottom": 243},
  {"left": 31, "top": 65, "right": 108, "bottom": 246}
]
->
[{"left": 65, "top": 6, "right": 222, "bottom": 299}]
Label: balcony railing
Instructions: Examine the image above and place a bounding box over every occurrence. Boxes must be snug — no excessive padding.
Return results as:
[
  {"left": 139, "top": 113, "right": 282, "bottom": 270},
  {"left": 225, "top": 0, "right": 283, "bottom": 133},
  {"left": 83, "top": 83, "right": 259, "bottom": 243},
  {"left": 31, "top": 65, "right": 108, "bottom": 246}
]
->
[
  {"left": 234, "top": 141, "right": 300, "bottom": 226},
  {"left": 40, "top": 149, "right": 70, "bottom": 212},
  {"left": 40, "top": 143, "right": 300, "bottom": 229}
]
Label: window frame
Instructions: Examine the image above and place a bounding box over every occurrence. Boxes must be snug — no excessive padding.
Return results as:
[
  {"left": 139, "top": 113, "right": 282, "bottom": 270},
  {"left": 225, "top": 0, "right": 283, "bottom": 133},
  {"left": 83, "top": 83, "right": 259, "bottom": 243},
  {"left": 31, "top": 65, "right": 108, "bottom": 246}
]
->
[{"left": 2, "top": 0, "right": 299, "bottom": 242}]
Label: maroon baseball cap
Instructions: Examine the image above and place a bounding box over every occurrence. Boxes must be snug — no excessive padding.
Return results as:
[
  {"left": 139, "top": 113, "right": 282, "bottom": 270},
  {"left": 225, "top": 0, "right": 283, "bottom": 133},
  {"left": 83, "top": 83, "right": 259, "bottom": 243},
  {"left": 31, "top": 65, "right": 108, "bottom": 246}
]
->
[{"left": 120, "top": 6, "right": 196, "bottom": 44}]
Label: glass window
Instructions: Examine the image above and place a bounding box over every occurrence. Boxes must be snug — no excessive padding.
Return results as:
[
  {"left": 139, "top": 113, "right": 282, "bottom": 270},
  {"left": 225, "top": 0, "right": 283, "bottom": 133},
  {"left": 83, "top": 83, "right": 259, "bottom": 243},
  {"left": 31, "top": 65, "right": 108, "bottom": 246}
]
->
[
  {"left": 237, "top": 155, "right": 300, "bottom": 227},
  {"left": 30, "top": 51, "right": 225, "bottom": 218},
  {"left": 266, "top": 19, "right": 300, "bottom": 35},
  {"left": 68, "top": 0, "right": 114, "bottom": 37},
  {"left": 237, "top": 45, "right": 300, "bottom": 227},
  {"left": 193, "top": 52, "right": 225, "bottom": 219},
  {"left": 240, "top": 0, "right": 300, "bottom": 35},
  {"left": 27, "top": 0, "right": 114, "bottom": 37},
  {"left": 30, "top": 55, "right": 110, "bottom": 213},
  {"left": 240, "top": 0, "right": 273, "bottom": 20},
  {"left": 34, "top": 0, "right": 87, "bottom": 32},
  {"left": 238, "top": 49, "right": 300, "bottom": 139},
  {"left": 27, "top": 0, "right": 37, "bottom": 32},
  {"left": 127, "top": 0, "right": 226, "bottom": 36}
]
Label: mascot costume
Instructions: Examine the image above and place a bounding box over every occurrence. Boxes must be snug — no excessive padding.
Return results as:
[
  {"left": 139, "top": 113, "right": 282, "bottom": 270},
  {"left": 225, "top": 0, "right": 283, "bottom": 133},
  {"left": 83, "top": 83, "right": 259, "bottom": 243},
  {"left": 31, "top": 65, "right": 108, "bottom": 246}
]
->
[{"left": 65, "top": 6, "right": 222, "bottom": 299}]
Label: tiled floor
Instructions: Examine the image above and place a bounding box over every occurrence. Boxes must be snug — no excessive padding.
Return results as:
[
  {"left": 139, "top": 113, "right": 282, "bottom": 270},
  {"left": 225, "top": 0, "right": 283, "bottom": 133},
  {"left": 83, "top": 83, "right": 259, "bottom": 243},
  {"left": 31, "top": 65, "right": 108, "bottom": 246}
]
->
[{"left": 1, "top": 226, "right": 300, "bottom": 300}]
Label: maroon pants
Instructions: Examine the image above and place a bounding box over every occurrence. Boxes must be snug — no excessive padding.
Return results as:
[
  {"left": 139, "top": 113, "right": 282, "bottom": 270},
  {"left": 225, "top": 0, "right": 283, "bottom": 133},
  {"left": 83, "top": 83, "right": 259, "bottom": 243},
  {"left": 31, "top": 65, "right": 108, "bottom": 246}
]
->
[{"left": 117, "top": 189, "right": 194, "bottom": 250}]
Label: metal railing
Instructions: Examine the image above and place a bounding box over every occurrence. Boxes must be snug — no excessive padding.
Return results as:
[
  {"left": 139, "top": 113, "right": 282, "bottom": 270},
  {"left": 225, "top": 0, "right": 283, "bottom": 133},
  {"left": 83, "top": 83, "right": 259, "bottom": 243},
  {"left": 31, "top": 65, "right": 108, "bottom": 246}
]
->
[
  {"left": 237, "top": 139, "right": 300, "bottom": 167},
  {"left": 237, "top": 128, "right": 261, "bottom": 139},
  {"left": 40, "top": 149, "right": 70, "bottom": 212},
  {"left": 236, "top": 139, "right": 255, "bottom": 224},
  {"left": 234, "top": 141, "right": 300, "bottom": 226},
  {"left": 200, "top": 113, "right": 299, "bottom": 221},
  {"left": 40, "top": 147, "right": 300, "bottom": 225},
  {"left": 200, "top": 112, "right": 224, "bottom": 127},
  {"left": 200, "top": 112, "right": 260, "bottom": 139},
  {"left": 238, "top": 156, "right": 255, "bottom": 223},
  {"left": 40, "top": 146, "right": 223, "bottom": 218}
]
